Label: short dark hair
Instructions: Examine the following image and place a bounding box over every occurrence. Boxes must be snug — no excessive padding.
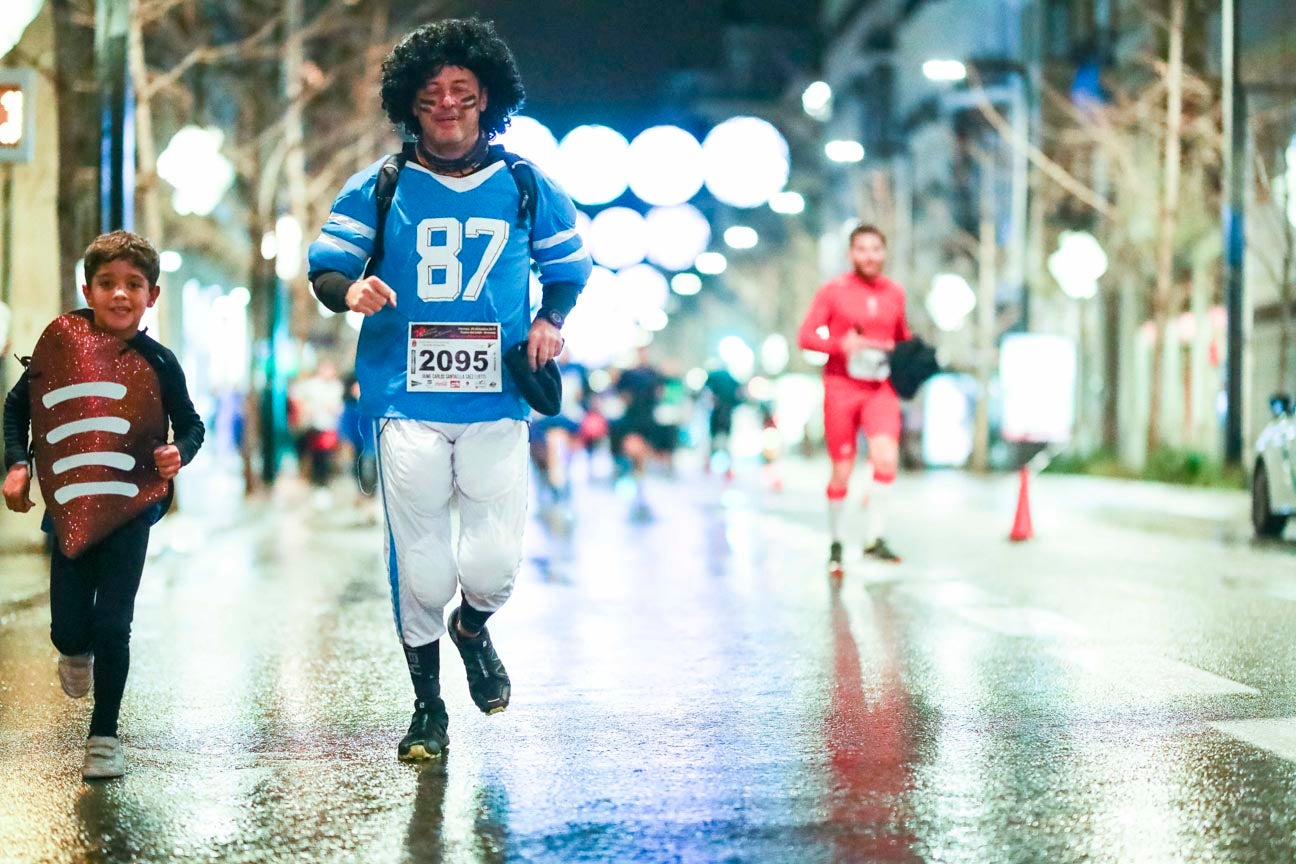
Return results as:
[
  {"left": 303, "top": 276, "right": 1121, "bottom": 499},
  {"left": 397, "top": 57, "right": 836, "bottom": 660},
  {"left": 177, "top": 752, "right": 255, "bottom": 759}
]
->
[
  {"left": 381, "top": 18, "right": 526, "bottom": 140},
  {"left": 849, "top": 224, "right": 887, "bottom": 246},
  {"left": 83, "top": 230, "right": 160, "bottom": 286}
]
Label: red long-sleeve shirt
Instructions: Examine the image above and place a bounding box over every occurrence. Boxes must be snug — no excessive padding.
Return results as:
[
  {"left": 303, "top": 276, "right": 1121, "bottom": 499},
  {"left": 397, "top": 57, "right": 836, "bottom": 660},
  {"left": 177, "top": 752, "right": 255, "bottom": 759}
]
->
[{"left": 797, "top": 272, "right": 911, "bottom": 380}]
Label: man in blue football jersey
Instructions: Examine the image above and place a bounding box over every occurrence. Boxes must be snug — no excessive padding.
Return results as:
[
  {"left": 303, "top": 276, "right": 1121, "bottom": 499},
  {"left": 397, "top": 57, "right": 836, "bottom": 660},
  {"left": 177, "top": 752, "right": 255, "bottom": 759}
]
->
[{"left": 307, "top": 19, "right": 591, "bottom": 762}]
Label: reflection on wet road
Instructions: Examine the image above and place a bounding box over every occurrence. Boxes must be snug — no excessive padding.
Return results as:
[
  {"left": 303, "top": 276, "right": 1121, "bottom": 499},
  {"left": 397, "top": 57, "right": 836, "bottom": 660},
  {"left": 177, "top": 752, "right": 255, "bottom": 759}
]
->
[{"left": 2, "top": 463, "right": 1296, "bottom": 862}]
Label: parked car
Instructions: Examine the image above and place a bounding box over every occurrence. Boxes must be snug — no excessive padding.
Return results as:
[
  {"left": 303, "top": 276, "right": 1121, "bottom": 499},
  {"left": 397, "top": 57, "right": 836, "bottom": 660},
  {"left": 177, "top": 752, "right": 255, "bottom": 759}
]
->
[{"left": 1253, "top": 393, "right": 1295, "bottom": 538}]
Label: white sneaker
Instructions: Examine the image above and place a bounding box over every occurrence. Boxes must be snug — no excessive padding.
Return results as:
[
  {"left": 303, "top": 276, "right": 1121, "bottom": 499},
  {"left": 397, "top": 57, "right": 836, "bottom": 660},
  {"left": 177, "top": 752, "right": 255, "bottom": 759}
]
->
[
  {"left": 82, "top": 736, "right": 125, "bottom": 779},
  {"left": 58, "top": 653, "right": 93, "bottom": 698}
]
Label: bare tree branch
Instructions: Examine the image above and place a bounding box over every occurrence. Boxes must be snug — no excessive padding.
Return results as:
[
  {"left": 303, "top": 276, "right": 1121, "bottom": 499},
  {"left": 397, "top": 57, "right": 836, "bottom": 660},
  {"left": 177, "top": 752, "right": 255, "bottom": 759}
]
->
[{"left": 969, "top": 71, "right": 1117, "bottom": 218}]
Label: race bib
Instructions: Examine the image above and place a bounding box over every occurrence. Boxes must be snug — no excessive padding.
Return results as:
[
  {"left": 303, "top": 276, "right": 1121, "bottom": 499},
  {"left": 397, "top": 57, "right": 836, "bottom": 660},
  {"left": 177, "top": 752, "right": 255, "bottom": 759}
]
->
[
  {"left": 847, "top": 347, "right": 890, "bottom": 382},
  {"left": 407, "top": 322, "right": 502, "bottom": 393}
]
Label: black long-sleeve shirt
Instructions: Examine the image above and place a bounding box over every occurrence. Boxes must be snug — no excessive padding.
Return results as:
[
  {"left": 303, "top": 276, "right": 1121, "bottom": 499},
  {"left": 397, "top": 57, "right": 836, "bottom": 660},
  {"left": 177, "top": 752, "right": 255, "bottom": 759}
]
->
[{"left": 3, "top": 309, "right": 205, "bottom": 471}]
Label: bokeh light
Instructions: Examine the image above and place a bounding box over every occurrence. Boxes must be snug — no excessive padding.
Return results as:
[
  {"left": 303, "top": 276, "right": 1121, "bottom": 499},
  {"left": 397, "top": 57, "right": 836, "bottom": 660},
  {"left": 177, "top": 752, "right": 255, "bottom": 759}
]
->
[
  {"left": 555, "top": 125, "right": 630, "bottom": 206},
  {"left": 802, "top": 81, "right": 832, "bottom": 120},
  {"left": 718, "top": 335, "right": 756, "bottom": 381},
  {"left": 695, "top": 252, "right": 728, "bottom": 275},
  {"left": 614, "top": 263, "right": 671, "bottom": 322},
  {"left": 702, "top": 117, "right": 789, "bottom": 208},
  {"left": 724, "top": 226, "right": 759, "bottom": 250},
  {"left": 671, "top": 273, "right": 702, "bottom": 296},
  {"left": 588, "top": 207, "right": 647, "bottom": 269},
  {"left": 638, "top": 308, "right": 669, "bottom": 332},
  {"left": 644, "top": 204, "right": 711, "bottom": 271},
  {"left": 825, "top": 140, "right": 865, "bottom": 163},
  {"left": 496, "top": 115, "right": 559, "bottom": 175},
  {"left": 769, "top": 191, "right": 805, "bottom": 215},
  {"left": 761, "top": 334, "right": 790, "bottom": 375},
  {"left": 157, "top": 126, "right": 235, "bottom": 216},
  {"left": 927, "top": 273, "right": 976, "bottom": 332},
  {"left": 628, "top": 125, "right": 705, "bottom": 206},
  {"left": 563, "top": 267, "right": 638, "bottom": 367}
]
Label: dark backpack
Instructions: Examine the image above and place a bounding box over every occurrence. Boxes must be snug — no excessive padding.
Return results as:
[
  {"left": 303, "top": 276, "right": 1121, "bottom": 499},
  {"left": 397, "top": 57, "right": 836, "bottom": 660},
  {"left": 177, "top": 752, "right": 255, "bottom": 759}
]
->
[{"left": 362, "top": 143, "right": 538, "bottom": 278}]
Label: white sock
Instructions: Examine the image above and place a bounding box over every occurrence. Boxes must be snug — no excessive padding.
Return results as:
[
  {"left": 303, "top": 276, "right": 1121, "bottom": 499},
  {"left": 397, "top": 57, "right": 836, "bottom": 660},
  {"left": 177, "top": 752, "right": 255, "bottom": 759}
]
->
[
  {"left": 828, "top": 500, "right": 845, "bottom": 542},
  {"left": 865, "top": 482, "right": 889, "bottom": 546}
]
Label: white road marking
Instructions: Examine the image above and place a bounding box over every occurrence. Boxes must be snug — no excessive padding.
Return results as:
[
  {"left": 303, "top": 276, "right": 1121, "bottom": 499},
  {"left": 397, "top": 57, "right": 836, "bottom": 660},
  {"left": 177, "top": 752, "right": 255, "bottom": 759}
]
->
[
  {"left": 1211, "top": 718, "right": 1296, "bottom": 762},
  {"left": 956, "top": 605, "right": 1088, "bottom": 639},
  {"left": 1064, "top": 646, "right": 1259, "bottom": 698}
]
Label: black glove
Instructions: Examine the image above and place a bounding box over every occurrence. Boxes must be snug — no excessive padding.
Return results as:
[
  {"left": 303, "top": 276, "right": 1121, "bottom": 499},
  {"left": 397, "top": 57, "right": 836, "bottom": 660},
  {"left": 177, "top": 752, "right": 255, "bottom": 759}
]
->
[{"left": 502, "top": 342, "right": 563, "bottom": 416}]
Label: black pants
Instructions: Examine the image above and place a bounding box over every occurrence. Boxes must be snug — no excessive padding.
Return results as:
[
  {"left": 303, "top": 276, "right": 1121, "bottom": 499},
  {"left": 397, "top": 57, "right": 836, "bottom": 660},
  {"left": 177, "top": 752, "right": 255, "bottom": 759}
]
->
[{"left": 49, "top": 514, "right": 152, "bottom": 738}]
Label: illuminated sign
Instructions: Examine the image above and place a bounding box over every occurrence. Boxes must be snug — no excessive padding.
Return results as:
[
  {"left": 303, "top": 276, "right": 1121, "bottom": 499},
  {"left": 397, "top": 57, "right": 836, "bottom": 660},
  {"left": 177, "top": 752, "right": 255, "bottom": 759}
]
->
[
  {"left": 0, "top": 69, "right": 35, "bottom": 163},
  {"left": 1000, "top": 333, "right": 1077, "bottom": 443}
]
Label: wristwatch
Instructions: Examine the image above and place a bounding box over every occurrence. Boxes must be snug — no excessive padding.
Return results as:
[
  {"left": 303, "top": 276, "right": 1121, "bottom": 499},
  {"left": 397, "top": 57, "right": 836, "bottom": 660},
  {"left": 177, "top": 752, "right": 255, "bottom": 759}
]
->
[{"left": 538, "top": 308, "right": 565, "bottom": 330}]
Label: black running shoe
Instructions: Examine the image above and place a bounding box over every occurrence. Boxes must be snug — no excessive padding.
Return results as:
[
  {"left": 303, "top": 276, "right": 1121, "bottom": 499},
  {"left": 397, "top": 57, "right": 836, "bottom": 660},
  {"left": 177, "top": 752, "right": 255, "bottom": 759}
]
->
[
  {"left": 447, "top": 607, "right": 511, "bottom": 715},
  {"left": 398, "top": 698, "right": 449, "bottom": 762},
  {"left": 864, "top": 538, "right": 902, "bottom": 563},
  {"left": 828, "top": 541, "right": 844, "bottom": 577}
]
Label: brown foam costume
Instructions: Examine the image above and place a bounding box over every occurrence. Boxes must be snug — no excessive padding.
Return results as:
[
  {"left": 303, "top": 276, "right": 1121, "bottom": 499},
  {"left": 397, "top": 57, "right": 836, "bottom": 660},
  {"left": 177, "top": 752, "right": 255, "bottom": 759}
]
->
[{"left": 26, "top": 314, "right": 170, "bottom": 558}]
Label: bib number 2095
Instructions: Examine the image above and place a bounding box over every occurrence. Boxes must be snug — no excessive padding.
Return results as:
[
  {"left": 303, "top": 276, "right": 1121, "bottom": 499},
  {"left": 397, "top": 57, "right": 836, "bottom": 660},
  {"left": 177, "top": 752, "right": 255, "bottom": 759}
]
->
[
  {"left": 407, "top": 322, "right": 502, "bottom": 393},
  {"left": 417, "top": 348, "right": 490, "bottom": 373}
]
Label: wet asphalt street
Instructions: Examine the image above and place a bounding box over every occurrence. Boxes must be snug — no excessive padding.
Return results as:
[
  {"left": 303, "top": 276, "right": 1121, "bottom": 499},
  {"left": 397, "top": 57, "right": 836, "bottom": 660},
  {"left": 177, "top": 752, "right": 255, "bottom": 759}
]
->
[{"left": 2, "top": 458, "right": 1296, "bottom": 864}]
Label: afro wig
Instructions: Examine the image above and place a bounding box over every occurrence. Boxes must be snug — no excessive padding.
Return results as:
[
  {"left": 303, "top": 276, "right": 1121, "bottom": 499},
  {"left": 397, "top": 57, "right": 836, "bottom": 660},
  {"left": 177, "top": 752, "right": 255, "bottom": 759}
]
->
[{"left": 381, "top": 18, "right": 526, "bottom": 140}]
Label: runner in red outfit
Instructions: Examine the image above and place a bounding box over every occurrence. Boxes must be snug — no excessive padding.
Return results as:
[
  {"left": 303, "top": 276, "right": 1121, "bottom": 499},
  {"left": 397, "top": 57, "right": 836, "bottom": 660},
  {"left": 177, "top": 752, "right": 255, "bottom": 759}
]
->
[{"left": 798, "top": 225, "right": 910, "bottom": 572}]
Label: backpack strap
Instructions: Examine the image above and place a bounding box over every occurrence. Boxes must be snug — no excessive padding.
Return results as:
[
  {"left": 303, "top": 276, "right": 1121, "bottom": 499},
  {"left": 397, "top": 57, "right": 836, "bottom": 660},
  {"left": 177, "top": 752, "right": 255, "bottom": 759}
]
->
[
  {"left": 363, "top": 144, "right": 538, "bottom": 279},
  {"left": 494, "top": 146, "right": 539, "bottom": 231},
  {"left": 362, "top": 144, "right": 412, "bottom": 278}
]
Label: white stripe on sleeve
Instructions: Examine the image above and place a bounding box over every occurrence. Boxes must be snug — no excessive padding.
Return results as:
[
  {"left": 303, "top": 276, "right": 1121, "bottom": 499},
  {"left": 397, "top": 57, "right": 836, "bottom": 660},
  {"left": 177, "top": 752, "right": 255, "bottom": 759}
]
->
[
  {"left": 326, "top": 212, "right": 377, "bottom": 240},
  {"left": 315, "top": 232, "right": 369, "bottom": 261},
  {"left": 532, "top": 227, "right": 579, "bottom": 251},
  {"left": 541, "top": 248, "right": 591, "bottom": 267}
]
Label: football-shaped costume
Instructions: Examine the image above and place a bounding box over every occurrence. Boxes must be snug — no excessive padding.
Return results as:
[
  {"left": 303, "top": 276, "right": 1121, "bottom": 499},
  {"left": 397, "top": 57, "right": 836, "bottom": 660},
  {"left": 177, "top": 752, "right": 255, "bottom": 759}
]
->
[{"left": 27, "top": 314, "right": 170, "bottom": 558}]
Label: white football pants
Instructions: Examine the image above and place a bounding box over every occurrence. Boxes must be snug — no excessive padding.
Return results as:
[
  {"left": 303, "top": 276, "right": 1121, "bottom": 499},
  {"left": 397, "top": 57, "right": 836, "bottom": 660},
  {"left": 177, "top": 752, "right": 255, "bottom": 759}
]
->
[{"left": 376, "top": 418, "right": 528, "bottom": 647}]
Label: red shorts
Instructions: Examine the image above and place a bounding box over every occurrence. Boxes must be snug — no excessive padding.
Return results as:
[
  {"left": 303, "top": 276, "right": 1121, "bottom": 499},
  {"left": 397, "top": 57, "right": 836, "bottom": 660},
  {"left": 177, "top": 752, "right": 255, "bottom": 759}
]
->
[{"left": 823, "top": 377, "right": 900, "bottom": 462}]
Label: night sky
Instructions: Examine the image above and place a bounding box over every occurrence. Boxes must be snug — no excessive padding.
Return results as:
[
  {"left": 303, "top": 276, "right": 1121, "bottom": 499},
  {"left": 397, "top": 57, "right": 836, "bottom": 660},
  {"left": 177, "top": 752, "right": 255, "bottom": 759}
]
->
[{"left": 444, "top": 1, "right": 815, "bottom": 135}]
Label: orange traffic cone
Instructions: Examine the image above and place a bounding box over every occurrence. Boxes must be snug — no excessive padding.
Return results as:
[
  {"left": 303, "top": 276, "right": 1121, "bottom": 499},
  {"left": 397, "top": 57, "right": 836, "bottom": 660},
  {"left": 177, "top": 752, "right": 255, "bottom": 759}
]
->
[{"left": 1010, "top": 466, "right": 1033, "bottom": 542}]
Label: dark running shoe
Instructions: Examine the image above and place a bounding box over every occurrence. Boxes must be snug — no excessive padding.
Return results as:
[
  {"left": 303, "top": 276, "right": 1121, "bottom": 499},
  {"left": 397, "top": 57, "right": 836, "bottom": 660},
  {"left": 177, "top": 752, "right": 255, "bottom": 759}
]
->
[
  {"left": 864, "top": 538, "right": 902, "bottom": 563},
  {"left": 447, "top": 607, "right": 511, "bottom": 715},
  {"left": 828, "top": 541, "right": 844, "bottom": 578},
  {"left": 398, "top": 698, "right": 449, "bottom": 762}
]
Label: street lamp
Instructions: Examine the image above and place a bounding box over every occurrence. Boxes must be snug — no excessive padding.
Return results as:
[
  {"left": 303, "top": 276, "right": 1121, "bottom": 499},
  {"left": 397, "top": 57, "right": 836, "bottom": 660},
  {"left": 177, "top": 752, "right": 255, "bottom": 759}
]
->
[
  {"left": 695, "top": 252, "right": 728, "bottom": 275},
  {"left": 1048, "top": 231, "right": 1108, "bottom": 300},
  {"left": 825, "top": 140, "right": 865, "bottom": 163},
  {"left": 702, "top": 117, "right": 789, "bottom": 208},
  {"left": 496, "top": 115, "right": 559, "bottom": 175},
  {"left": 644, "top": 204, "right": 710, "bottom": 271},
  {"left": 628, "top": 126, "right": 704, "bottom": 207},
  {"left": 769, "top": 191, "right": 805, "bottom": 215},
  {"left": 923, "top": 59, "right": 968, "bottom": 82},
  {"left": 671, "top": 273, "right": 702, "bottom": 296},
  {"left": 802, "top": 81, "right": 832, "bottom": 120},
  {"left": 926, "top": 273, "right": 977, "bottom": 331},
  {"left": 588, "top": 207, "right": 647, "bottom": 269},
  {"left": 556, "top": 125, "right": 630, "bottom": 206},
  {"left": 724, "top": 226, "right": 759, "bottom": 250},
  {"left": 156, "top": 126, "right": 235, "bottom": 216}
]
